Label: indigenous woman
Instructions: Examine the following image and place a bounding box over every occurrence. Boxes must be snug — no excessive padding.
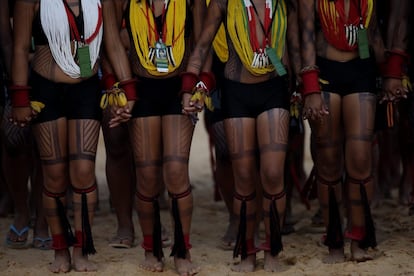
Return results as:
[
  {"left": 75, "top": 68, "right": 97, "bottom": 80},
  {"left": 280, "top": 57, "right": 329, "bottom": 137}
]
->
[
  {"left": 298, "top": 0, "right": 384, "bottom": 263},
  {"left": 183, "top": 0, "right": 300, "bottom": 272},
  {"left": 109, "top": 0, "right": 204, "bottom": 275},
  {"left": 11, "top": 0, "right": 135, "bottom": 272},
  {"left": 381, "top": 0, "right": 413, "bottom": 214},
  {"left": 201, "top": 0, "right": 238, "bottom": 251}
]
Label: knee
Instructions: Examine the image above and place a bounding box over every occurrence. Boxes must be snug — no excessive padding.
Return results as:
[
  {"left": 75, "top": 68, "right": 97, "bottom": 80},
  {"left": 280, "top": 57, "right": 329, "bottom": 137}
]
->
[
  {"left": 43, "top": 167, "right": 67, "bottom": 191},
  {"left": 347, "top": 152, "right": 372, "bottom": 178},
  {"left": 70, "top": 164, "right": 95, "bottom": 188},
  {"left": 137, "top": 170, "right": 161, "bottom": 194},
  {"left": 164, "top": 164, "right": 187, "bottom": 190},
  {"left": 261, "top": 167, "right": 284, "bottom": 191},
  {"left": 316, "top": 154, "right": 343, "bottom": 180},
  {"left": 232, "top": 167, "right": 257, "bottom": 191}
]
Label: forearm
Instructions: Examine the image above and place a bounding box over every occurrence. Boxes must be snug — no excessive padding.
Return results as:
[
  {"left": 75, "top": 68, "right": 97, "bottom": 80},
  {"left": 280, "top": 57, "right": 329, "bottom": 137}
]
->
[
  {"left": 298, "top": 0, "right": 316, "bottom": 68},
  {"left": 368, "top": 1, "right": 386, "bottom": 64},
  {"left": 102, "top": 0, "right": 132, "bottom": 82},
  {"left": 186, "top": 0, "right": 225, "bottom": 75},
  {"left": 387, "top": 0, "right": 410, "bottom": 52},
  {"left": 286, "top": 0, "right": 301, "bottom": 77},
  {"left": 11, "top": 1, "right": 36, "bottom": 86}
]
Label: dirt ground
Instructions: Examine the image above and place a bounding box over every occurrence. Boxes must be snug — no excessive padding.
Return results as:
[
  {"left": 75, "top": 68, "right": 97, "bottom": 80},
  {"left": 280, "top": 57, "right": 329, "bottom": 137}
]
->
[{"left": 1, "top": 119, "right": 414, "bottom": 276}]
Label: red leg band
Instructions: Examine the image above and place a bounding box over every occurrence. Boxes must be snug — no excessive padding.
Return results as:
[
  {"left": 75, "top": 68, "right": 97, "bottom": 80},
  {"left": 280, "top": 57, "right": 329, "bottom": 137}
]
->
[
  {"left": 119, "top": 78, "right": 138, "bottom": 101},
  {"left": 259, "top": 236, "right": 272, "bottom": 252},
  {"left": 52, "top": 234, "right": 69, "bottom": 250},
  {"left": 184, "top": 234, "right": 192, "bottom": 250},
  {"left": 345, "top": 226, "right": 365, "bottom": 241},
  {"left": 246, "top": 238, "right": 259, "bottom": 255},
  {"left": 73, "top": 230, "right": 84, "bottom": 248},
  {"left": 142, "top": 235, "right": 154, "bottom": 251},
  {"left": 300, "top": 68, "right": 321, "bottom": 97}
]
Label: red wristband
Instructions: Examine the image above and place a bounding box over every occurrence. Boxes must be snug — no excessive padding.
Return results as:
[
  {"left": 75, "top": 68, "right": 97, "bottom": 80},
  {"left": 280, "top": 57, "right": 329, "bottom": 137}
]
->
[
  {"left": 9, "top": 84, "right": 31, "bottom": 107},
  {"left": 199, "top": 72, "right": 216, "bottom": 95},
  {"left": 119, "top": 78, "right": 138, "bottom": 101},
  {"left": 101, "top": 73, "right": 117, "bottom": 90},
  {"left": 382, "top": 50, "right": 409, "bottom": 79},
  {"left": 180, "top": 72, "right": 199, "bottom": 95},
  {"left": 300, "top": 69, "right": 321, "bottom": 96}
]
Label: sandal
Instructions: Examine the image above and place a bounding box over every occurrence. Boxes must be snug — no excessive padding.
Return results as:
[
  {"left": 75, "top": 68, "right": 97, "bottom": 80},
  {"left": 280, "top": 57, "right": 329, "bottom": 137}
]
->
[
  {"left": 218, "top": 238, "right": 235, "bottom": 251},
  {"left": 109, "top": 235, "right": 134, "bottom": 249},
  {"left": 32, "top": 237, "right": 52, "bottom": 250},
  {"left": 6, "top": 225, "right": 30, "bottom": 249}
]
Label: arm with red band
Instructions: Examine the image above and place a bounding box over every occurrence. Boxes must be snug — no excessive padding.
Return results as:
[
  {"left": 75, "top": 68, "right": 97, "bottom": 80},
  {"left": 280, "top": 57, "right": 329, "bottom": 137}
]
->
[
  {"left": 299, "top": 67, "right": 321, "bottom": 97},
  {"left": 119, "top": 78, "right": 138, "bottom": 101},
  {"left": 180, "top": 72, "right": 199, "bottom": 96},
  {"left": 382, "top": 50, "right": 409, "bottom": 79},
  {"left": 9, "top": 84, "right": 31, "bottom": 107},
  {"left": 198, "top": 71, "right": 216, "bottom": 95}
]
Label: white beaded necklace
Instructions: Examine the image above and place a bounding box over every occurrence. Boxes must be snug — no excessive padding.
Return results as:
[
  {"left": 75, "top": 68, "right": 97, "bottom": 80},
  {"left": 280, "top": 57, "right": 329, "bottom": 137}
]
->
[{"left": 40, "top": 0, "right": 103, "bottom": 79}]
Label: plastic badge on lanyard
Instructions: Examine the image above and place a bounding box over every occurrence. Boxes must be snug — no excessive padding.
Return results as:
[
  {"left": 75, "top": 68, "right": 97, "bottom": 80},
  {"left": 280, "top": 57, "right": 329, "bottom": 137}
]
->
[
  {"left": 78, "top": 43, "right": 92, "bottom": 78},
  {"left": 358, "top": 27, "right": 370, "bottom": 59},
  {"left": 155, "top": 40, "right": 169, "bottom": 73}
]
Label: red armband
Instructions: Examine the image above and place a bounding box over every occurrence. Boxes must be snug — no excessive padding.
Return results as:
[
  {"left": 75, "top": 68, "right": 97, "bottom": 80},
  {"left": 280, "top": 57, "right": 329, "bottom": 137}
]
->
[
  {"left": 199, "top": 72, "right": 216, "bottom": 95},
  {"left": 9, "top": 84, "right": 31, "bottom": 107},
  {"left": 180, "top": 72, "right": 199, "bottom": 95},
  {"left": 101, "top": 73, "right": 117, "bottom": 90},
  {"left": 382, "top": 50, "right": 409, "bottom": 79},
  {"left": 300, "top": 68, "right": 321, "bottom": 97},
  {"left": 119, "top": 78, "right": 138, "bottom": 101}
]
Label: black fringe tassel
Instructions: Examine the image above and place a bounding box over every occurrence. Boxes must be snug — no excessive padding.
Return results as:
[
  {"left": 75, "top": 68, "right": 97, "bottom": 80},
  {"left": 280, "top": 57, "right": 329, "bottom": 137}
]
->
[
  {"left": 81, "top": 193, "right": 96, "bottom": 255},
  {"left": 55, "top": 197, "right": 76, "bottom": 247},
  {"left": 233, "top": 200, "right": 247, "bottom": 259},
  {"left": 269, "top": 199, "right": 283, "bottom": 256},
  {"left": 170, "top": 198, "right": 186, "bottom": 259},
  {"left": 325, "top": 187, "right": 344, "bottom": 249},
  {"left": 153, "top": 199, "right": 164, "bottom": 261},
  {"left": 359, "top": 184, "right": 377, "bottom": 249}
]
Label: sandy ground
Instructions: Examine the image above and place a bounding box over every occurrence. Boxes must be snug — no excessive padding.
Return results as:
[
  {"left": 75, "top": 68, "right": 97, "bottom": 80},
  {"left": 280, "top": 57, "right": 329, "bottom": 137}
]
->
[{"left": 1, "top": 118, "right": 414, "bottom": 276}]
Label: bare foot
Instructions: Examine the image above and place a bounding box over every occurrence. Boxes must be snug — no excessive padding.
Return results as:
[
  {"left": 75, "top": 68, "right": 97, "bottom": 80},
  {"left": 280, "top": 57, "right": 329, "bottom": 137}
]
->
[
  {"left": 264, "top": 251, "right": 283, "bottom": 272},
  {"left": 350, "top": 241, "right": 373, "bottom": 262},
  {"left": 72, "top": 247, "right": 97, "bottom": 272},
  {"left": 231, "top": 254, "right": 256, "bottom": 273},
  {"left": 49, "top": 249, "right": 71, "bottom": 273},
  {"left": 139, "top": 251, "right": 163, "bottom": 272},
  {"left": 323, "top": 248, "right": 345, "bottom": 264},
  {"left": 174, "top": 251, "right": 199, "bottom": 276},
  {"left": 219, "top": 217, "right": 237, "bottom": 250}
]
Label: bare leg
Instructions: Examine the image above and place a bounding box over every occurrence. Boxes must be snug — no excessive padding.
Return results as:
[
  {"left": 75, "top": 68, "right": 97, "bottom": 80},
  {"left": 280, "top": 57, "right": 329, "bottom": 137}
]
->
[
  {"left": 69, "top": 119, "right": 100, "bottom": 271},
  {"left": 211, "top": 121, "right": 237, "bottom": 249},
  {"left": 102, "top": 111, "right": 135, "bottom": 247}
]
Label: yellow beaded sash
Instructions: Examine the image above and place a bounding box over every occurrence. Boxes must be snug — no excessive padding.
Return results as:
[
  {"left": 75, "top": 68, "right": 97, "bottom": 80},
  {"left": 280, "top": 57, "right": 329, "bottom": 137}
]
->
[
  {"left": 129, "top": 0, "right": 186, "bottom": 76},
  {"left": 226, "top": 0, "right": 287, "bottom": 75}
]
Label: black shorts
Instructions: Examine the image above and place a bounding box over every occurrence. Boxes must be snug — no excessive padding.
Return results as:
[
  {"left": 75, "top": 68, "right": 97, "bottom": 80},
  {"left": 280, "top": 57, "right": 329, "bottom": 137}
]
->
[
  {"left": 131, "top": 76, "right": 182, "bottom": 117},
  {"left": 221, "top": 76, "right": 289, "bottom": 119},
  {"left": 317, "top": 56, "right": 377, "bottom": 96},
  {"left": 29, "top": 71, "right": 102, "bottom": 124}
]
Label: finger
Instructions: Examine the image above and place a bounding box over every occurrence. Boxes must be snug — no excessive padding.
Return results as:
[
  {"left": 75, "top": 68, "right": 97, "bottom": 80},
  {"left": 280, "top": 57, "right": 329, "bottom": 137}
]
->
[
  {"left": 109, "top": 122, "right": 120, "bottom": 128},
  {"left": 120, "top": 112, "right": 132, "bottom": 119},
  {"left": 183, "top": 106, "right": 198, "bottom": 113}
]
